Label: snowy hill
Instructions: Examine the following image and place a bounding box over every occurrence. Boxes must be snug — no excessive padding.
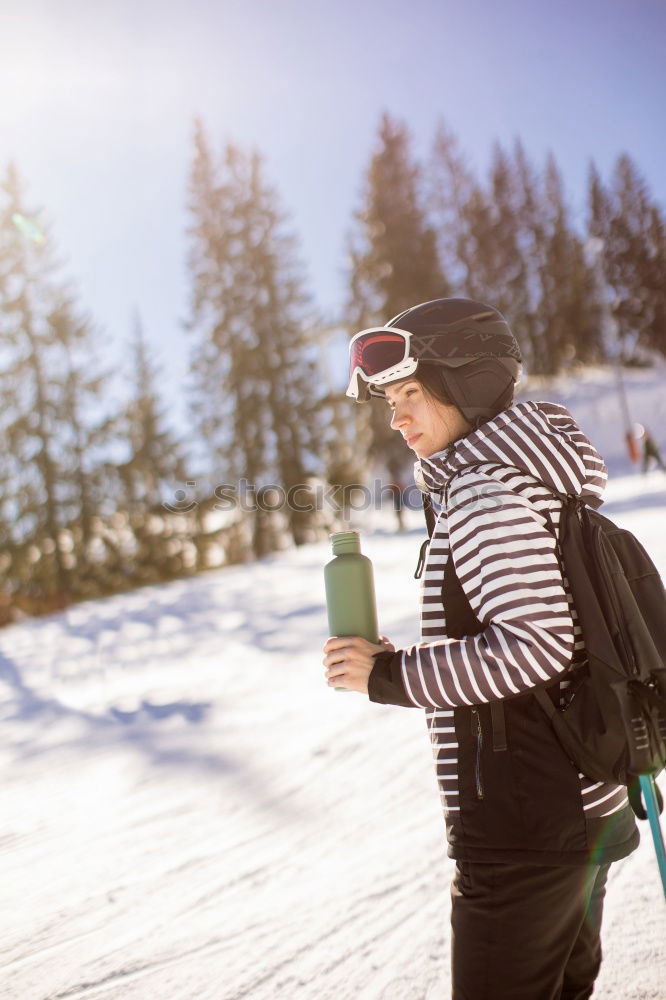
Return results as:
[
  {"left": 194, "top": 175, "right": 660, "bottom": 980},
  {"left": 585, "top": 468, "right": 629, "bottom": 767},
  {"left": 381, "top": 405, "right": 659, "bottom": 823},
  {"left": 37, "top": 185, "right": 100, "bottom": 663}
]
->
[
  {"left": 517, "top": 361, "right": 666, "bottom": 476},
  {"left": 1, "top": 367, "right": 666, "bottom": 1000}
]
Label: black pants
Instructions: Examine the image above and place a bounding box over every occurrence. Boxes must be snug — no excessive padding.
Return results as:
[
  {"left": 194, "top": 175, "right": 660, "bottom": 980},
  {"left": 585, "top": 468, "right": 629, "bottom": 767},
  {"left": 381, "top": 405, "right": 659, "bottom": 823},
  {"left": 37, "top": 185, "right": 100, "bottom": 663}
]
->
[{"left": 450, "top": 860, "right": 611, "bottom": 1000}]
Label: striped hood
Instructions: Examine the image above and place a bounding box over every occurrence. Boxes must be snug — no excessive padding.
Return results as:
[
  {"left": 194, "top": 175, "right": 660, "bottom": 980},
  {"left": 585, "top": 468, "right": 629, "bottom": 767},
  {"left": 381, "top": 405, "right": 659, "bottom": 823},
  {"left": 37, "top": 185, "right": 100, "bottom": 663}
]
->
[{"left": 415, "top": 400, "right": 607, "bottom": 504}]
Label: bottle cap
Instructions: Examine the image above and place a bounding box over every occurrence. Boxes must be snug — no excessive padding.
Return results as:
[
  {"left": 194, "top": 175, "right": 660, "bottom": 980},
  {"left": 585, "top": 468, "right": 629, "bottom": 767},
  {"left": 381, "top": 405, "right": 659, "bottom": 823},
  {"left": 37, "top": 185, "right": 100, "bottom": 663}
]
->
[{"left": 330, "top": 530, "right": 361, "bottom": 555}]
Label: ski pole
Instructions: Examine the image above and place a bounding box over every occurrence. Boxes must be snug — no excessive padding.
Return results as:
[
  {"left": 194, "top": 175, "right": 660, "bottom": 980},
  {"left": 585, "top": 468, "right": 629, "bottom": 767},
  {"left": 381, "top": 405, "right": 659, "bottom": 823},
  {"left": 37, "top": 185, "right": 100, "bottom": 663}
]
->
[{"left": 638, "top": 774, "right": 666, "bottom": 901}]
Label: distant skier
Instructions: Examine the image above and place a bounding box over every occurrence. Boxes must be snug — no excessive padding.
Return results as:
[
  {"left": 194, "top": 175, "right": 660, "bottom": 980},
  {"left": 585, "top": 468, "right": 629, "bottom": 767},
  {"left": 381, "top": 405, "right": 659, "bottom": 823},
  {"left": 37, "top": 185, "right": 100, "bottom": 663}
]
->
[
  {"left": 386, "top": 456, "right": 407, "bottom": 531},
  {"left": 390, "top": 479, "right": 405, "bottom": 531},
  {"left": 640, "top": 427, "right": 666, "bottom": 474}
]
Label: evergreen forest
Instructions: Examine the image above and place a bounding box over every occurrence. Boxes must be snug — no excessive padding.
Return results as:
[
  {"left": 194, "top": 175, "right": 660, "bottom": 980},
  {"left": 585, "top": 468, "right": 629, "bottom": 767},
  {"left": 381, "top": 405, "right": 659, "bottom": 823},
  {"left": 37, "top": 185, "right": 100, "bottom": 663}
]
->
[{"left": 1, "top": 113, "right": 665, "bottom": 621}]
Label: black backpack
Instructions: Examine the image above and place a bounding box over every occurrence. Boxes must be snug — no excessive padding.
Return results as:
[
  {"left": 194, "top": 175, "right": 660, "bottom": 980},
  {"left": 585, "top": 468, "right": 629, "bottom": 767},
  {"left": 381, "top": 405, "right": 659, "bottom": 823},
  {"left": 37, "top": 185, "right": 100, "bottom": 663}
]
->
[{"left": 420, "top": 469, "right": 666, "bottom": 818}]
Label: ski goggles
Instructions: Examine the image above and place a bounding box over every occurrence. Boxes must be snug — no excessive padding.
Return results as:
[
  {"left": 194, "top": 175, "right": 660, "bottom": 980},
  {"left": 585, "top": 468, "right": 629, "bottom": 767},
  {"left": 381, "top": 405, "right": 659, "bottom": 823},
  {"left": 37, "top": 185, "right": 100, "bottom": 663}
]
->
[{"left": 346, "top": 327, "right": 418, "bottom": 401}]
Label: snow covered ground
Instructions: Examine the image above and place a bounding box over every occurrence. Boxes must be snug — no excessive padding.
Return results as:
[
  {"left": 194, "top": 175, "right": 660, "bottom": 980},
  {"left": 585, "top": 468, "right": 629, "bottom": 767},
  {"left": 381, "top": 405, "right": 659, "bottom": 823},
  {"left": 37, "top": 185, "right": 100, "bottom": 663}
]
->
[{"left": 1, "top": 367, "right": 666, "bottom": 1000}]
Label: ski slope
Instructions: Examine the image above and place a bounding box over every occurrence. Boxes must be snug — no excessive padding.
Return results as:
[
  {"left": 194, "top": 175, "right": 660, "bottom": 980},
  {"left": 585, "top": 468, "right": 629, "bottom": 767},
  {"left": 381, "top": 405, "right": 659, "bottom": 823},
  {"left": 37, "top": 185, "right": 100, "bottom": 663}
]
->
[{"left": 1, "top": 368, "right": 666, "bottom": 1000}]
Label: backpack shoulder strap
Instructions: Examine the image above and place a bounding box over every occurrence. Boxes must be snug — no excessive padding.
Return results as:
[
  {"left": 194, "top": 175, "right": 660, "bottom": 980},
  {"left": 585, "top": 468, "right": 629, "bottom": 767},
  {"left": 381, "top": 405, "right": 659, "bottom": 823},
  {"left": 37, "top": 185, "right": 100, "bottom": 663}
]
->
[
  {"left": 423, "top": 492, "right": 438, "bottom": 537},
  {"left": 414, "top": 493, "right": 435, "bottom": 579}
]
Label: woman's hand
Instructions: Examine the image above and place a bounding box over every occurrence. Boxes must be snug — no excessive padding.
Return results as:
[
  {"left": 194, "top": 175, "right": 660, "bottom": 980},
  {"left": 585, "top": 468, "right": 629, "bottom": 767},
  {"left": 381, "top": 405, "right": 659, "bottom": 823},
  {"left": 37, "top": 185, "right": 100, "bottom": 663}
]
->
[{"left": 322, "top": 635, "right": 395, "bottom": 694}]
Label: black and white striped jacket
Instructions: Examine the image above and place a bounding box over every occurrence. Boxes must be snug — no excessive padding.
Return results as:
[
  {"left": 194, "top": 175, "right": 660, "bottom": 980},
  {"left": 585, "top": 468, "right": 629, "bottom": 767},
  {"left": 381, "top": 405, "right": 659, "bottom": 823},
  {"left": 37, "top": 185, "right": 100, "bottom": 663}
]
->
[{"left": 369, "top": 401, "right": 639, "bottom": 865}]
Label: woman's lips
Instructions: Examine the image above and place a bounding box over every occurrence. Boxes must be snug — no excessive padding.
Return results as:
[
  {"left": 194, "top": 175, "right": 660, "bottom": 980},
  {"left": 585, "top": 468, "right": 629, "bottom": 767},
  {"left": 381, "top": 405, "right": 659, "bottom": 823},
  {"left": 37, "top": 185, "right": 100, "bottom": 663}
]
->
[{"left": 405, "top": 434, "right": 421, "bottom": 448}]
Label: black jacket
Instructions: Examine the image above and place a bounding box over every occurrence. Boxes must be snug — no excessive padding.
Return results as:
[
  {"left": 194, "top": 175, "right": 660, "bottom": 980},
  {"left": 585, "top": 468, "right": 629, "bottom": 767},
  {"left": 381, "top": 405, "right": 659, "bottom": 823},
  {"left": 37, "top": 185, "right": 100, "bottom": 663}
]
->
[{"left": 369, "top": 401, "right": 639, "bottom": 865}]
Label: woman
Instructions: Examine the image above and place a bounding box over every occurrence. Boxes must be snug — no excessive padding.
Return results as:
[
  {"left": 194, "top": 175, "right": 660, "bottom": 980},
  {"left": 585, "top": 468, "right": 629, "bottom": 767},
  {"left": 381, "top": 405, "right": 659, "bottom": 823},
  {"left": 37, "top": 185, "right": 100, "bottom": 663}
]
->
[{"left": 323, "top": 298, "right": 639, "bottom": 1000}]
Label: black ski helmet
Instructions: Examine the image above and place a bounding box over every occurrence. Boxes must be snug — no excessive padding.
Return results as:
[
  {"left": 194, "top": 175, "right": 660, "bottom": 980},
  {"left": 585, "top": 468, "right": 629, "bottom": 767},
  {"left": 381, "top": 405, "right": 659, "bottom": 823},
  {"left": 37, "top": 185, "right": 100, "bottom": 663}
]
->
[{"left": 371, "top": 297, "right": 522, "bottom": 427}]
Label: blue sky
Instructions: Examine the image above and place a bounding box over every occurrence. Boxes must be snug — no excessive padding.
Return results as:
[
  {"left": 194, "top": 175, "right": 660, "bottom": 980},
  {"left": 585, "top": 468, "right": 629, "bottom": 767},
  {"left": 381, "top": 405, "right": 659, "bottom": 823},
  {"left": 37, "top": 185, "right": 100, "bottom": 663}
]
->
[{"left": 1, "top": 0, "right": 665, "bottom": 415}]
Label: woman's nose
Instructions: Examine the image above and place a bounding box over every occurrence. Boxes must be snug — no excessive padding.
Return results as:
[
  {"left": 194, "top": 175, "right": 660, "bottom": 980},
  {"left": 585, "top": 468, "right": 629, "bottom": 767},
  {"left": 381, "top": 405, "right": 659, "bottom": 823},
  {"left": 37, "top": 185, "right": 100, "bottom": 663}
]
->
[{"left": 390, "top": 406, "right": 409, "bottom": 430}]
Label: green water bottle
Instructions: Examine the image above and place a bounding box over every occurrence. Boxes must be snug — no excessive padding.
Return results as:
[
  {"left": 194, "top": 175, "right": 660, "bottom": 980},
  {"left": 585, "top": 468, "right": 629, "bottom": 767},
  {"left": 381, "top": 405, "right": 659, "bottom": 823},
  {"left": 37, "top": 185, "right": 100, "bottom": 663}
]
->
[{"left": 324, "top": 531, "right": 379, "bottom": 691}]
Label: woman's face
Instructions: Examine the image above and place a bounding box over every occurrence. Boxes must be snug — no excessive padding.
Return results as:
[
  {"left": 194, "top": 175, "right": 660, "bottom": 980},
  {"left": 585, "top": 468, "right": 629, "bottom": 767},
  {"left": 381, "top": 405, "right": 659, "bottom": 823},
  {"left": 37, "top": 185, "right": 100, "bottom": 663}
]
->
[{"left": 384, "top": 378, "right": 471, "bottom": 459}]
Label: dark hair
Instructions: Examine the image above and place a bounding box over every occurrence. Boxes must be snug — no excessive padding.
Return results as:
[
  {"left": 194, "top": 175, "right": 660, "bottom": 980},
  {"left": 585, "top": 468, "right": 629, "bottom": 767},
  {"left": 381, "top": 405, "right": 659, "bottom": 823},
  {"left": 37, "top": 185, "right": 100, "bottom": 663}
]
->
[
  {"left": 413, "top": 361, "right": 515, "bottom": 427},
  {"left": 412, "top": 364, "right": 454, "bottom": 406}
]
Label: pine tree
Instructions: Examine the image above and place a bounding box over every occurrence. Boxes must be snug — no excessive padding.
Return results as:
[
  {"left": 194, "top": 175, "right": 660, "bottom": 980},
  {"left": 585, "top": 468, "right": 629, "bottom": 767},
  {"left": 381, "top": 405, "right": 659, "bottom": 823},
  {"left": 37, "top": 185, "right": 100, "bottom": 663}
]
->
[
  {"left": 0, "top": 166, "right": 68, "bottom": 604},
  {"left": 348, "top": 112, "right": 448, "bottom": 468},
  {"left": 0, "top": 169, "right": 64, "bottom": 600},
  {"left": 509, "top": 139, "right": 550, "bottom": 372},
  {"left": 120, "top": 311, "right": 187, "bottom": 508},
  {"left": 49, "top": 291, "right": 118, "bottom": 595},
  {"left": 115, "top": 311, "right": 192, "bottom": 582},
  {"left": 643, "top": 202, "right": 666, "bottom": 356},
  {"left": 587, "top": 162, "right": 612, "bottom": 247},
  {"left": 430, "top": 138, "right": 541, "bottom": 371},
  {"left": 186, "top": 121, "right": 322, "bottom": 557},
  {"left": 468, "top": 144, "right": 529, "bottom": 318},
  {"left": 0, "top": 164, "right": 115, "bottom": 607},
  {"left": 536, "top": 153, "right": 602, "bottom": 371},
  {"left": 607, "top": 154, "right": 666, "bottom": 358},
  {"left": 430, "top": 134, "right": 544, "bottom": 369},
  {"left": 349, "top": 112, "right": 448, "bottom": 328},
  {"left": 427, "top": 120, "right": 478, "bottom": 294}
]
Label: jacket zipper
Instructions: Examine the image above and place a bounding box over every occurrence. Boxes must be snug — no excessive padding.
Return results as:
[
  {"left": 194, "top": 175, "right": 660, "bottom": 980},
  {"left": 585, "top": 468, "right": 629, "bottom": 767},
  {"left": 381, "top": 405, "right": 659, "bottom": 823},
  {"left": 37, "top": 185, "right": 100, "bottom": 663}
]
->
[{"left": 471, "top": 708, "right": 484, "bottom": 800}]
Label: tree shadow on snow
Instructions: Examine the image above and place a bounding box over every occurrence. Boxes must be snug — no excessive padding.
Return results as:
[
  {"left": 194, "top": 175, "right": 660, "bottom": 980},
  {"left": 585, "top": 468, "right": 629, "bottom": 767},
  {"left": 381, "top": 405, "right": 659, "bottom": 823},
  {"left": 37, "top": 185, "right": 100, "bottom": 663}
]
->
[{"left": 0, "top": 648, "right": 306, "bottom": 822}]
